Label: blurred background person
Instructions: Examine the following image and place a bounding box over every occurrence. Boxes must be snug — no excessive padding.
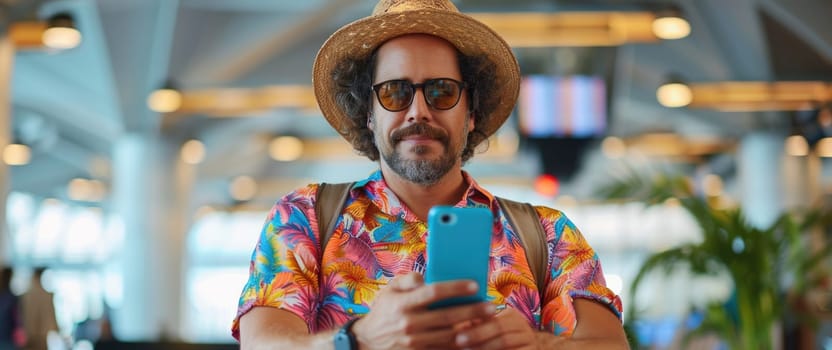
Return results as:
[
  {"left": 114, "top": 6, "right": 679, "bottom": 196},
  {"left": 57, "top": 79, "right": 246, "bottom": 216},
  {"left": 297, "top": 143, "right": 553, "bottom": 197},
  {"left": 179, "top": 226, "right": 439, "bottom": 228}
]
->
[
  {"left": 20, "top": 269, "right": 57, "bottom": 350},
  {"left": 0, "top": 267, "right": 24, "bottom": 350}
]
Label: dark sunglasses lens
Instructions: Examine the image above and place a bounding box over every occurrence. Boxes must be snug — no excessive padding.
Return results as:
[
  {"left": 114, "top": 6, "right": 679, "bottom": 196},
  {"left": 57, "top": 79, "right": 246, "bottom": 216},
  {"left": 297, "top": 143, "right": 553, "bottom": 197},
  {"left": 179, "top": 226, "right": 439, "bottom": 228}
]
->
[
  {"left": 377, "top": 81, "right": 413, "bottom": 111},
  {"left": 425, "top": 79, "right": 461, "bottom": 110}
]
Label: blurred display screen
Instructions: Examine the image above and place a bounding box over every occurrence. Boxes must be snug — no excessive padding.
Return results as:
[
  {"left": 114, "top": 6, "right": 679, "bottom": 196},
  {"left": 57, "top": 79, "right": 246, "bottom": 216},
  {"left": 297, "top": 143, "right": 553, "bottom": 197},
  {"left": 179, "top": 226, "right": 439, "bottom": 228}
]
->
[{"left": 518, "top": 75, "right": 607, "bottom": 138}]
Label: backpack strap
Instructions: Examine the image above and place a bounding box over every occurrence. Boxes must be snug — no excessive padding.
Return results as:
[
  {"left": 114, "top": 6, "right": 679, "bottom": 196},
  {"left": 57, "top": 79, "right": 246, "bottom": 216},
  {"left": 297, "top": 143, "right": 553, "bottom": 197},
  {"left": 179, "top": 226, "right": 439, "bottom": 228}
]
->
[
  {"left": 314, "top": 183, "right": 549, "bottom": 295},
  {"left": 315, "top": 182, "right": 355, "bottom": 257},
  {"left": 496, "top": 197, "right": 548, "bottom": 295}
]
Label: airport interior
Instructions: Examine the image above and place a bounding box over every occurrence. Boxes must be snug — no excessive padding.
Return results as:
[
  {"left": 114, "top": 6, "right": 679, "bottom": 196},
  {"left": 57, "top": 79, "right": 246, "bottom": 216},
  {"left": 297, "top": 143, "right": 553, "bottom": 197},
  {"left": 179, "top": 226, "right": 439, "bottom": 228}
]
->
[{"left": 1, "top": 0, "right": 831, "bottom": 349}]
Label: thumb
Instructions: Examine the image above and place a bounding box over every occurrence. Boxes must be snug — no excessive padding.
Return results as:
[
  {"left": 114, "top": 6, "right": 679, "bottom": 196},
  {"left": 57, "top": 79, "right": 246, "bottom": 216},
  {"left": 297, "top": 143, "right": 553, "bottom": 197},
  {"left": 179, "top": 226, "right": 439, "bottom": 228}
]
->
[{"left": 388, "top": 272, "right": 424, "bottom": 292}]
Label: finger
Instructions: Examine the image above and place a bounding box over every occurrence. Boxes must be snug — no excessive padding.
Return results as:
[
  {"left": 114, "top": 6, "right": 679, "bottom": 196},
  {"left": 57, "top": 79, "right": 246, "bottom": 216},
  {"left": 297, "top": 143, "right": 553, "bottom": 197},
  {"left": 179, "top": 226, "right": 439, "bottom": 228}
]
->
[
  {"left": 393, "top": 327, "right": 459, "bottom": 349},
  {"left": 408, "top": 302, "right": 496, "bottom": 331},
  {"left": 388, "top": 272, "right": 424, "bottom": 291},
  {"left": 470, "top": 333, "right": 533, "bottom": 350},
  {"left": 456, "top": 318, "right": 503, "bottom": 347},
  {"left": 456, "top": 316, "right": 529, "bottom": 348},
  {"left": 404, "top": 280, "right": 479, "bottom": 310},
  {"left": 454, "top": 316, "right": 486, "bottom": 332}
]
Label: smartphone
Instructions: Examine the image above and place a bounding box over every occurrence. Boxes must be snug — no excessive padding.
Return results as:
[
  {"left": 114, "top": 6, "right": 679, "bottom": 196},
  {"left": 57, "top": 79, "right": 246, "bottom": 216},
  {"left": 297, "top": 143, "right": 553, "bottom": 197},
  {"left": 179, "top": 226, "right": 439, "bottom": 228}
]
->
[{"left": 425, "top": 206, "right": 493, "bottom": 309}]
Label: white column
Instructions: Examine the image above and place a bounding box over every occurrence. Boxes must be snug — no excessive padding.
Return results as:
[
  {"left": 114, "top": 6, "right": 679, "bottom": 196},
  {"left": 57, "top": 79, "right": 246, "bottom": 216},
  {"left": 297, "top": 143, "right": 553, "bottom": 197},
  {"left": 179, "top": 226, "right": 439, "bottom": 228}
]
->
[
  {"left": 0, "top": 34, "right": 14, "bottom": 264},
  {"left": 111, "top": 133, "right": 192, "bottom": 341},
  {"left": 738, "top": 132, "right": 785, "bottom": 229},
  {"left": 783, "top": 150, "right": 821, "bottom": 210}
]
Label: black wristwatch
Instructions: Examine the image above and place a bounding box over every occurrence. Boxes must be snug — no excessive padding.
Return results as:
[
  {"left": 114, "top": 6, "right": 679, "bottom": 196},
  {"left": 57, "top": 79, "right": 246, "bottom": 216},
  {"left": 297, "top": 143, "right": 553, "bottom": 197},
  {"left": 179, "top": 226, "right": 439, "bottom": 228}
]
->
[{"left": 333, "top": 317, "right": 360, "bottom": 350}]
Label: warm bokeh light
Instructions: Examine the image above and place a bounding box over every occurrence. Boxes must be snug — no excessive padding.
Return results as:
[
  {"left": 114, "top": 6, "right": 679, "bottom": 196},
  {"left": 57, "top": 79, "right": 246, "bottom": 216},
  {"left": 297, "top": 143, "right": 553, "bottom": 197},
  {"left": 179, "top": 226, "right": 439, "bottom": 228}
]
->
[
  {"left": 68, "top": 178, "right": 107, "bottom": 202},
  {"left": 702, "top": 174, "right": 723, "bottom": 197},
  {"left": 67, "top": 178, "right": 86, "bottom": 201},
  {"left": 181, "top": 139, "right": 206, "bottom": 165},
  {"left": 496, "top": 131, "right": 520, "bottom": 155},
  {"left": 816, "top": 137, "right": 832, "bottom": 158},
  {"left": 229, "top": 176, "right": 257, "bottom": 202},
  {"left": 194, "top": 205, "right": 215, "bottom": 219},
  {"left": 147, "top": 88, "right": 183, "bottom": 113},
  {"left": 657, "top": 82, "right": 693, "bottom": 107},
  {"left": 601, "top": 136, "right": 626, "bottom": 159},
  {"left": 534, "top": 174, "right": 560, "bottom": 198},
  {"left": 269, "top": 136, "right": 304, "bottom": 162},
  {"left": 556, "top": 195, "right": 577, "bottom": 207},
  {"left": 42, "top": 27, "right": 82, "bottom": 49},
  {"left": 3, "top": 143, "right": 31, "bottom": 166},
  {"left": 785, "top": 135, "right": 809, "bottom": 157},
  {"left": 652, "top": 16, "right": 691, "bottom": 40}
]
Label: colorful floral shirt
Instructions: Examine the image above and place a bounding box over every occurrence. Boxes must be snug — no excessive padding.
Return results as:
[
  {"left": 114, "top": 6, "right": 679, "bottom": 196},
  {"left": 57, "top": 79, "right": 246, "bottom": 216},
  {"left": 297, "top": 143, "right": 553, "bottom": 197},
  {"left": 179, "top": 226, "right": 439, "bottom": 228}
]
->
[{"left": 232, "top": 170, "right": 622, "bottom": 340}]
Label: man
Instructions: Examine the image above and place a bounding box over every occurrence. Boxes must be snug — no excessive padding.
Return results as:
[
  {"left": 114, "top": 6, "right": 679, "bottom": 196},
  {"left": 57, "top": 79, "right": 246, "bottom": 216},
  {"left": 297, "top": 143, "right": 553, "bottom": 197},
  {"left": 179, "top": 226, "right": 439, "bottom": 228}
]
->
[
  {"left": 233, "top": 0, "right": 628, "bottom": 349},
  {"left": 20, "top": 268, "right": 57, "bottom": 350},
  {"left": 1, "top": 267, "right": 25, "bottom": 350}
]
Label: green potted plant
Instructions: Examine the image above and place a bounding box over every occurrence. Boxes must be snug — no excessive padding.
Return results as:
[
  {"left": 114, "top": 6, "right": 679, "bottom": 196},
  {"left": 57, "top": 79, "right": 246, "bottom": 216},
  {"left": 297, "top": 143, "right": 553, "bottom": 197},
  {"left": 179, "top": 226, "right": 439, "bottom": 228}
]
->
[{"left": 598, "top": 171, "right": 831, "bottom": 349}]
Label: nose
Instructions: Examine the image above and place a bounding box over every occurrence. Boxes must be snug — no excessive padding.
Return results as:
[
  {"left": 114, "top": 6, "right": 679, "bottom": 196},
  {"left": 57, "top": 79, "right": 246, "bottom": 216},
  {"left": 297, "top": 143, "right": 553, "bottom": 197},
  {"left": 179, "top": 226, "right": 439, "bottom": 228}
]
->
[{"left": 405, "top": 87, "right": 433, "bottom": 123}]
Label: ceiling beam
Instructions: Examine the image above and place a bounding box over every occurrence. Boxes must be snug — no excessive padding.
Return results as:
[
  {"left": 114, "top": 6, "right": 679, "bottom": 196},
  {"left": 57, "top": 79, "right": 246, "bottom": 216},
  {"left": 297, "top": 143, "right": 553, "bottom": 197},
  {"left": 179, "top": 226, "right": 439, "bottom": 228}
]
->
[
  {"left": 39, "top": 0, "right": 125, "bottom": 134},
  {"left": 181, "top": 0, "right": 330, "bottom": 13},
  {"left": 99, "top": 0, "right": 179, "bottom": 132},
  {"left": 181, "top": 0, "right": 362, "bottom": 83},
  {"left": 689, "top": 0, "right": 773, "bottom": 81},
  {"left": 758, "top": 0, "right": 832, "bottom": 62},
  {"left": 12, "top": 60, "right": 120, "bottom": 149}
]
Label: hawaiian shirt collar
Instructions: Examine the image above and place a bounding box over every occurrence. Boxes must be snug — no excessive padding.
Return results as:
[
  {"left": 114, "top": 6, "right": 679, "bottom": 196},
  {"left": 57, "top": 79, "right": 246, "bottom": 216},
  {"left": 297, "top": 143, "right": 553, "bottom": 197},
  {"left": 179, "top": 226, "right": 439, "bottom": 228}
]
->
[{"left": 354, "top": 170, "right": 497, "bottom": 222}]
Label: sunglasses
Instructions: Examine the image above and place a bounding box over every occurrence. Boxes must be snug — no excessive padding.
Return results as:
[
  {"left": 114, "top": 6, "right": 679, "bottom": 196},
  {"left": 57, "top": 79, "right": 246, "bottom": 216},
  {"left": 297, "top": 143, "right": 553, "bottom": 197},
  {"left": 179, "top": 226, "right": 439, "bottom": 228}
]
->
[{"left": 371, "top": 78, "right": 467, "bottom": 112}]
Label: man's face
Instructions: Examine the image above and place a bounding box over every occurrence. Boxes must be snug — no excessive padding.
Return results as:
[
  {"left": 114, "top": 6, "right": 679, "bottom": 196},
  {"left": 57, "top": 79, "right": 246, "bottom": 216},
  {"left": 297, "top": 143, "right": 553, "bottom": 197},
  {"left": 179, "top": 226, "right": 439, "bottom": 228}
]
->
[{"left": 370, "top": 34, "right": 474, "bottom": 186}]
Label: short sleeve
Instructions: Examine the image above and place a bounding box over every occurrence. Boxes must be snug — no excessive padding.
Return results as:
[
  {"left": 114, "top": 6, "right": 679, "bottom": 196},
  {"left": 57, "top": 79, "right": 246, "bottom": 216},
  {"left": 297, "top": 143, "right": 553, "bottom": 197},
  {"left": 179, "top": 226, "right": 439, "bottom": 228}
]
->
[
  {"left": 535, "top": 207, "right": 623, "bottom": 336},
  {"left": 230, "top": 184, "right": 322, "bottom": 340}
]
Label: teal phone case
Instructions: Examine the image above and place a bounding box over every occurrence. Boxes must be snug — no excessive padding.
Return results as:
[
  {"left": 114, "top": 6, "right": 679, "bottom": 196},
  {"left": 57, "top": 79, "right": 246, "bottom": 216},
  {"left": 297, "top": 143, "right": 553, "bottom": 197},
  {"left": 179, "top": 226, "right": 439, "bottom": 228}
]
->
[{"left": 425, "top": 206, "right": 493, "bottom": 309}]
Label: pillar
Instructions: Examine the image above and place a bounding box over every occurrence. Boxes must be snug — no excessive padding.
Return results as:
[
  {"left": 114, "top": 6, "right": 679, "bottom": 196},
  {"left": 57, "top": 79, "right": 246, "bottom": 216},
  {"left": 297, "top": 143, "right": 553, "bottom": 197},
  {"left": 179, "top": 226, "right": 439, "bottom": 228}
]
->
[
  {"left": 738, "top": 131, "right": 785, "bottom": 229},
  {"left": 0, "top": 33, "right": 14, "bottom": 264},
  {"left": 782, "top": 148, "right": 821, "bottom": 210},
  {"left": 111, "top": 133, "right": 192, "bottom": 341}
]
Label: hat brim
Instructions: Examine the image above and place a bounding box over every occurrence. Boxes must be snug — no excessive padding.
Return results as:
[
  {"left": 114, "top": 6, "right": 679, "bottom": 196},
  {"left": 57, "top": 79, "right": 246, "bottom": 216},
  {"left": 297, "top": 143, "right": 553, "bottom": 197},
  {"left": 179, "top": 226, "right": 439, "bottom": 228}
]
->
[{"left": 313, "top": 9, "right": 520, "bottom": 142}]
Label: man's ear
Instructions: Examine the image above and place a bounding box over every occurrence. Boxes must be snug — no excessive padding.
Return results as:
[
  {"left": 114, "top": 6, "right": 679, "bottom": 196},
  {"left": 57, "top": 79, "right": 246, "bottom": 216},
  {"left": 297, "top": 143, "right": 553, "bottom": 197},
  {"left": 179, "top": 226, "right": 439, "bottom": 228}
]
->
[
  {"left": 468, "top": 111, "right": 475, "bottom": 131},
  {"left": 367, "top": 113, "right": 374, "bottom": 129}
]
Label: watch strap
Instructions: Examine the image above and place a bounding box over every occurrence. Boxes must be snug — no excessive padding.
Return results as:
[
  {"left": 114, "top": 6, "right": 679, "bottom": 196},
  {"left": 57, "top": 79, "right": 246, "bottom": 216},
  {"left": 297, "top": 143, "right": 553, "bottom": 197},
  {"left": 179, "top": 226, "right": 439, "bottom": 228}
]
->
[{"left": 333, "top": 317, "right": 360, "bottom": 350}]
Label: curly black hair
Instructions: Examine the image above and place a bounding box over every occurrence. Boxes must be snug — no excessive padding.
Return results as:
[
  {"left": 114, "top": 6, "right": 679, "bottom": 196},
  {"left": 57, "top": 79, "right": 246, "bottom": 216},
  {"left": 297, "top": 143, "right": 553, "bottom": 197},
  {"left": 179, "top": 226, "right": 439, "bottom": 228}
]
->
[{"left": 331, "top": 48, "right": 499, "bottom": 162}]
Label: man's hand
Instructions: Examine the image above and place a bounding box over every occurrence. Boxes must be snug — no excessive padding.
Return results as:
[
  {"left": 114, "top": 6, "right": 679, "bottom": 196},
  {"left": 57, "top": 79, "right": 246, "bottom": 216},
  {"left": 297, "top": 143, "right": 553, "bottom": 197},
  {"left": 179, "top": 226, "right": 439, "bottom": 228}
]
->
[
  {"left": 352, "top": 272, "right": 497, "bottom": 350},
  {"left": 454, "top": 307, "right": 538, "bottom": 350}
]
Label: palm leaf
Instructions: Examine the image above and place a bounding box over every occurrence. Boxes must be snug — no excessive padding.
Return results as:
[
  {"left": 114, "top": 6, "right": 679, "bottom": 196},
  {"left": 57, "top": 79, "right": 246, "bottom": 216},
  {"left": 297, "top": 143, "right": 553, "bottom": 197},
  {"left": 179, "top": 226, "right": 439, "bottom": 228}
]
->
[{"left": 599, "top": 169, "right": 832, "bottom": 349}]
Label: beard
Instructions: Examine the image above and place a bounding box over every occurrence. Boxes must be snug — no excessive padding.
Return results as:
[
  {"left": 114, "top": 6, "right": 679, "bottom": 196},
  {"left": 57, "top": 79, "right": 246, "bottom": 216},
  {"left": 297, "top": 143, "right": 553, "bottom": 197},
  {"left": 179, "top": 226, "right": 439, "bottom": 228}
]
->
[{"left": 381, "top": 122, "right": 467, "bottom": 186}]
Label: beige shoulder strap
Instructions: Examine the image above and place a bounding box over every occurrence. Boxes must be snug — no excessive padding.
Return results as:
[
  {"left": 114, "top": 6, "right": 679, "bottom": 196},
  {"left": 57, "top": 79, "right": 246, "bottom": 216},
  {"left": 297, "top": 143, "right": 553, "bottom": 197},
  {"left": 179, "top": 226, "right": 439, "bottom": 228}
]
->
[
  {"left": 315, "top": 182, "right": 354, "bottom": 255},
  {"left": 496, "top": 197, "right": 548, "bottom": 295},
  {"left": 314, "top": 185, "right": 547, "bottom": 294}
]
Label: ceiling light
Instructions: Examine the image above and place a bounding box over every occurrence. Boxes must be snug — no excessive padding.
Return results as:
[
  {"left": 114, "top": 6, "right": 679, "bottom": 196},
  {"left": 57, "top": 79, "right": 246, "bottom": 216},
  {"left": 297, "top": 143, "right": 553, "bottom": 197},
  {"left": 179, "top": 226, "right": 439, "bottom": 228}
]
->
[
  {"left": 229, "top": 176, "right": 257, "bottom": 202},
  {"left": 785, "top": 135, "right": 809, "bottom": 157},
  {"left": 652, "top": 15, "right": 691, "bottom": 40},
  {"left": 68, "top": 178, "right": 106, "bottom": 202},
  {"left": 269, "top": 136, "right": 304, "bottom": 162},
  {"left": 42, "top": 13, "right": 82, "bottom": 50},
  {"left": 816, "top": 138, "right": 832, "bottom": 158},
  {"left": 600, "top": 136, "right": 627, "bottom": 158},
  {"left": 180, "top": 139, "right": 206, "bottom": 165},
  {"left": 2, "top": 143, "right": 31, "bottom": 166},
  {"left": 657, "top": 82, "right": 693, "bottom": 107},
  {"left": 148, "top": 82, "right": 183, "bottom": 113}
]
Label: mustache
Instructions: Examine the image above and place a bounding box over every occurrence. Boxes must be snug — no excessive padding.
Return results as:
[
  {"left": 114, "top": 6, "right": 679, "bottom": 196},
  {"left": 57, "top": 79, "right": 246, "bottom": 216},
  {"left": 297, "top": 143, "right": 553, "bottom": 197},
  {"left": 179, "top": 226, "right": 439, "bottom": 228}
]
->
[{"left": 391, "top": 123, "right": 449, "bottom": 144}]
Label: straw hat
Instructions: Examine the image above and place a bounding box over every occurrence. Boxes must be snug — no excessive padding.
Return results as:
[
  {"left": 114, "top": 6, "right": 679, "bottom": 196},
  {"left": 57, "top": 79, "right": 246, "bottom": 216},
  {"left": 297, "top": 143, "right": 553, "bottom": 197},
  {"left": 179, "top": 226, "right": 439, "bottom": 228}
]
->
[{"left": 312, "top": 0, "right": 520, "bottom": 143}]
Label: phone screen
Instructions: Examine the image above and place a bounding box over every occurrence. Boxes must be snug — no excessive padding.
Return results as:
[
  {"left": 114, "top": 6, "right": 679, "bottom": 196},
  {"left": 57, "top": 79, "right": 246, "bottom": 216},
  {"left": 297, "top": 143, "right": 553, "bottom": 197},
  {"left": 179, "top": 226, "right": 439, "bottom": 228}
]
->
[{"left": 425, "top": 206, "right": 493, "bottom": 308}]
